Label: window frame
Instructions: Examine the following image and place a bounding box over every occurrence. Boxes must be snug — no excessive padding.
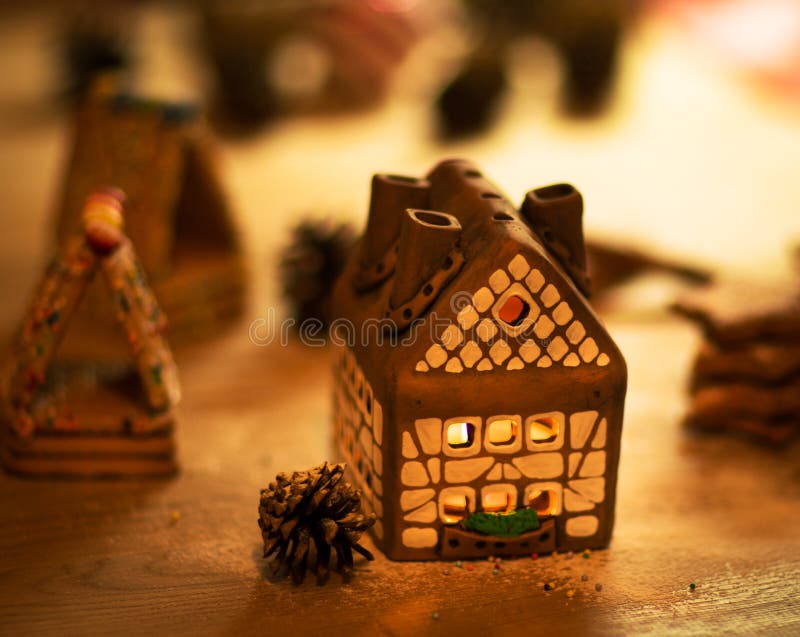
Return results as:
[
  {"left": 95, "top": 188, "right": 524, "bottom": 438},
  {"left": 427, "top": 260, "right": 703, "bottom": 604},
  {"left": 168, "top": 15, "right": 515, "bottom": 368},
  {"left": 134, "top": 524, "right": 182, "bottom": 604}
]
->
[
  {"left": 524, "top": 482, "right": 563, "bottom": 517},
  {"left": 484, "top": 414, "right": 523, "bottom": 454},
  {"left": 480, "top": 483, "right": 518, "bottom": 514},
  {"left": 438, "top": 486, "right": 476, "bottom": 523},
  {"left": 491, "top": 283, "right": 539, "bottom": 337},
  {"left": 442, "top": 417, "right": 482, "bottom": 457},
  {"left": 524, "top": 411, "right": 566, "bottom": 452}
]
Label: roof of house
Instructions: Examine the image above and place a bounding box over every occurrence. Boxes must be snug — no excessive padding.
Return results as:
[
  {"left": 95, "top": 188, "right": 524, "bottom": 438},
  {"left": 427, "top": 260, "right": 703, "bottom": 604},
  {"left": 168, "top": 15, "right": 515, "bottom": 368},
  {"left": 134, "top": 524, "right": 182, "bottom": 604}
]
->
[
  {"left": 6, "top": 189, "right": 180, "bottom": 438},
  {"left": 330, "top": 159, "right": 624, "bottom": 382}
]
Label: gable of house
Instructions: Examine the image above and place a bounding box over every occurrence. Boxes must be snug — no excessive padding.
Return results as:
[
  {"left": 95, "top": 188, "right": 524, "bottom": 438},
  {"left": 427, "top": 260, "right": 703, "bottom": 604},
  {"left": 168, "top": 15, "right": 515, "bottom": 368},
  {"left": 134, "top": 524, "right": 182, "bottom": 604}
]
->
[
  {"left": 5, "top": 192, "right": 180, "bottom": 440},
  {"left": 415, "top": 251, "right": 613, "bottom": 374}
]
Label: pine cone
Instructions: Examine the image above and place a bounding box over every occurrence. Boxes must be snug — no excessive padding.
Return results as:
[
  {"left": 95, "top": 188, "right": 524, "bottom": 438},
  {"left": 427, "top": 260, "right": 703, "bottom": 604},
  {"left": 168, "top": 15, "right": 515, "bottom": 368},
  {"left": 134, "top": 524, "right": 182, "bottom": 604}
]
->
[
  {"left": 258, "top": 462, "right": 376, "bottom": 584},
  {"left": 279, "top": 218, "right": 355, "bottom": 327}
]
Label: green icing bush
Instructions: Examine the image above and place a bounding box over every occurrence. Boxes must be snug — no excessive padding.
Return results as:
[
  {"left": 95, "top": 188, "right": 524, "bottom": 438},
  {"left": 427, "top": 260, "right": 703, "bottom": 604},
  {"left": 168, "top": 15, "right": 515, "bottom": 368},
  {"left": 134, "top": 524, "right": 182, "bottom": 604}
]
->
[{"left": 461, "top": 508, "right": 539, "bottom": 538}]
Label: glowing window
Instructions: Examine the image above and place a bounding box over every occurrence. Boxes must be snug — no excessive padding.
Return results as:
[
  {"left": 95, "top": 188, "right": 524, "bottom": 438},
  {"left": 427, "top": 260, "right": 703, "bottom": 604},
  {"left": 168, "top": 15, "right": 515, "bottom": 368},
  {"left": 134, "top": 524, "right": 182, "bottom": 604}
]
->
[
  {"left": 528, "top": 489, "right": 557, "bottom": 516},
  {"left": 487, "top": 419, "right": 517, "bottom": 445},
  {"left": 447, "top": 422, "right": 475, "bottom": 448},
  {"left": 529, "top": 416, "right": 559, "bottom": 444},
  {"left": 482, "top": 491, "right": 513, "bottom": 513},
  {"left": 442, "top": 494, "right": 470, "bottom": 523},
  {"left": 498, "top": 295, "right": 529, "bottom": 326}
]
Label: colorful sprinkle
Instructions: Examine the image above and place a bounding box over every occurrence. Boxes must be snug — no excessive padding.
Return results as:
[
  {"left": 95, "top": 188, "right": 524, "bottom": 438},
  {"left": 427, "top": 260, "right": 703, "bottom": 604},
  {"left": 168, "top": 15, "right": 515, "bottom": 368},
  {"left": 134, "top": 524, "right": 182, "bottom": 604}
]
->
[
  {"left": 432, "top": 612, "right": 439, "bottom": 621},
  {"left": 582, "top": 550, "right": 591, "bottom": 559},
  {"left": 466, "top": 563, "right": 474, "bottom": 571},
  {"left": 442, "top": 568, "right": 450, "bottom": 576},
  {"left": 531, "top": 553, "right": 538, "bottom": 560},
  {"left": 455, "top": 560, "right": 463, "bottom": 569},
  {"left": 565, "top": 551, "right": 574, "bottom": 560},
  {"left": 544, "top": 582, "right": 553, "bottom": 591},
  {"left": 492, "top": 569, "right": 499, "bottom": 576},
  {"left": 170, "top": 510, "right": 181, "bottom": 524},
  {"left": 566, "top": 589, "right": 575, "bottom": 598},
  {"left": 689, "top": 583, "right": 696, "bottom": 591}
]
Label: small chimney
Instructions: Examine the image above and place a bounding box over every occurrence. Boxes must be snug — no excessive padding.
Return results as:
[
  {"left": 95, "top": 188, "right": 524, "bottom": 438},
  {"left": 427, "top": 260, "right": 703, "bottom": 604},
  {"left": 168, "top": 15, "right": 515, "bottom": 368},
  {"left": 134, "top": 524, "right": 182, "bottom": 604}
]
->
[
  {"left": 521, "top": 183, "right": 590, "bottom": 296},
  {"left": 358, "top": 174, "right": 431, "bottom": 276},
  {"left": 390, "top": 209, "right": 462, "bottom": 309}
]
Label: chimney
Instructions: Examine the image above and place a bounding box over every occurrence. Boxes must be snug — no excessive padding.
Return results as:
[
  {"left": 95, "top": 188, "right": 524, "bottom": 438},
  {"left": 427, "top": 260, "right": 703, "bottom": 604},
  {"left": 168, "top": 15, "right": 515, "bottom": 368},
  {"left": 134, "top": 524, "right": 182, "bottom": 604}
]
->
[
  {"left": 520, "top": 183, "right": 591, "bottom": 297},
  {"left": 390, "top": 209, "right": 462, "bottom": 309},
  {"left": 356, "top": 174, "right": 431, "bottom": 288}
]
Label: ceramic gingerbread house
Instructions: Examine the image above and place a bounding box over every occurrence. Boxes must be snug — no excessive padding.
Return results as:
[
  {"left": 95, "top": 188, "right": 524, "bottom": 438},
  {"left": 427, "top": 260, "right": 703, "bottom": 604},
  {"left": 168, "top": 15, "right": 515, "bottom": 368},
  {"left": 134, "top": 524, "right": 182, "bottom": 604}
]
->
[{"left": 329, "top": 159, "right": 626, "bottom": 560}]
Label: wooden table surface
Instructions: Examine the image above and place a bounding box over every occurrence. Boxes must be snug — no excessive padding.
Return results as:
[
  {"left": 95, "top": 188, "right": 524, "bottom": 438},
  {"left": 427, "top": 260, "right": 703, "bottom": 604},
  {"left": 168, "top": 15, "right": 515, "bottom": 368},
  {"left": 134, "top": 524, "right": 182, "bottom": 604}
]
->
[{"left": 1, "top": 6, "right": 799, "bottom": 636}]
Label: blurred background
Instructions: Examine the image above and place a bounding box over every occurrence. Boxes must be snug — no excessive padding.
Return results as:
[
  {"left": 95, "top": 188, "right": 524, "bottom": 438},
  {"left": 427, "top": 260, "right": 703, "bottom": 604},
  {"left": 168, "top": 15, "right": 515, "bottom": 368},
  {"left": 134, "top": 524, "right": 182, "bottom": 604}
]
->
[{"left": 1, "top": 0, "right": 799, "bottom": 330}]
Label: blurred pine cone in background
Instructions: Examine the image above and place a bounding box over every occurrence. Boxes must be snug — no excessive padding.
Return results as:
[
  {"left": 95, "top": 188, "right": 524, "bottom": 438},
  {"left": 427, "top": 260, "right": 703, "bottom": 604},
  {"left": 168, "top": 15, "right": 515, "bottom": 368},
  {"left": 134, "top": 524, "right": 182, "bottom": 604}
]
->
[{"left": 279, "top": 218, "right": 355, "bottom": 327}]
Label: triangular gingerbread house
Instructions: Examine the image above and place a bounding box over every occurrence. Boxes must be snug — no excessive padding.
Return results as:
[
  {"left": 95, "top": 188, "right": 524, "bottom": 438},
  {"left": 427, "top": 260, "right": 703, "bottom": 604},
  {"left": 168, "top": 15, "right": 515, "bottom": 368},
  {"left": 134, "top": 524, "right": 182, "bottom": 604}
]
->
[
  {"left": 2, "top": 190, "right": 180, "bottom": 477},
  {"left": 55, "top": 80, "right": 247, "bottom": 349}
]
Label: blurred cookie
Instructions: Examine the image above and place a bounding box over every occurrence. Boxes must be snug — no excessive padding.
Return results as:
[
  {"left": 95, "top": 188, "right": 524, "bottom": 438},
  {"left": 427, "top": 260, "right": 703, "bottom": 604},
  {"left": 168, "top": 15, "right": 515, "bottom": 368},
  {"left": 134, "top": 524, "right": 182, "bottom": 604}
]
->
[
  {"left": 674, "top": 278, "right": 800, "bottom": 346},
  {"left": 690, "top": 382, "right": 800, "bottom": 423},
  {"left": 675, "top": 275, "right": 800, "bottom": 444},
  {"left": 685, "top": 414, "right": 796, "bottom": 446},
  {"left": 690, "top": 340, "right": 800, "bottom": 389}
]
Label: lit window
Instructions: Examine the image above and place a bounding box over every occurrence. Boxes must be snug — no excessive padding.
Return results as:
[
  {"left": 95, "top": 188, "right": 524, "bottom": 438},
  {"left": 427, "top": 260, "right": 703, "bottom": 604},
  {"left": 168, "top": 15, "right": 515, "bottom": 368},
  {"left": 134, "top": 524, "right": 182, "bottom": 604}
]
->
[
  {"left": 442, "top": 494, "right": 470, "bottom": 523},
  {"left": 528, "top": 489, "right": 557, "bottom": 516},
  {"left": 444, "top": 418, "right": 482, "bottom": 456},
  {"left": 482, "top": 491, "right": 513, "bottom": 513},
  {"left": 447, "top": 421, "right": 475, "bottom": 448},
  {"left": 529, "top": 416, "right": 559, "bottom": 444},
  {"left": 498, "top": 295, "right": 529, "bottom": 326},
  {"left": 487, "top": 418, "right": 517, "bottom": 445}
]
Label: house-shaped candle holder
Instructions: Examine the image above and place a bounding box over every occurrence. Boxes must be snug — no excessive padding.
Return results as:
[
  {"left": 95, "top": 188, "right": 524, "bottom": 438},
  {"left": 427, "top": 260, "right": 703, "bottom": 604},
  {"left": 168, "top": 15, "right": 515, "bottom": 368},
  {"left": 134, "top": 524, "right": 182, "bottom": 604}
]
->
[{"left": 329, "top": 159, "right": 627, "bottom": 560}]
